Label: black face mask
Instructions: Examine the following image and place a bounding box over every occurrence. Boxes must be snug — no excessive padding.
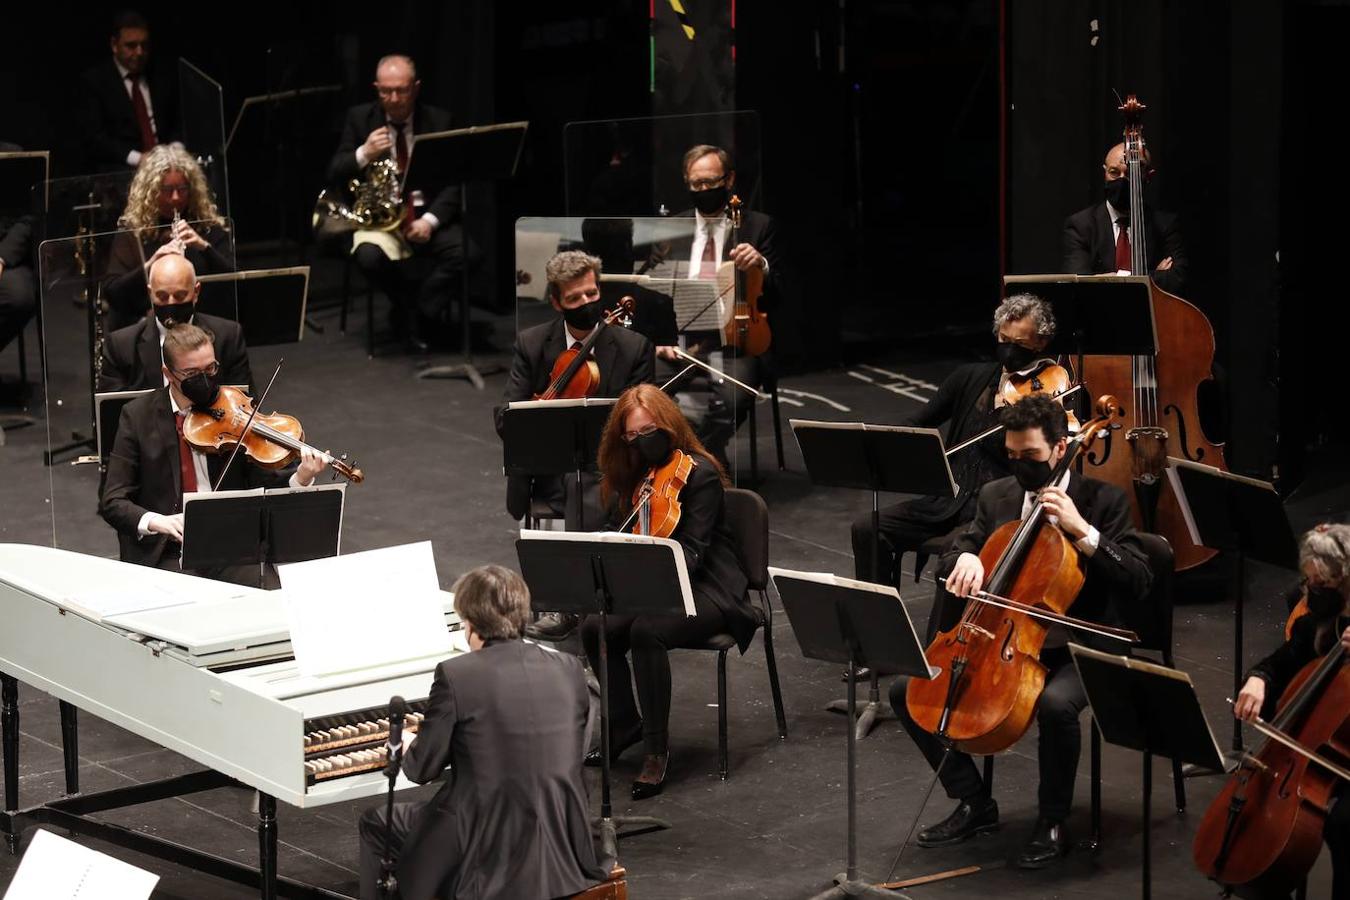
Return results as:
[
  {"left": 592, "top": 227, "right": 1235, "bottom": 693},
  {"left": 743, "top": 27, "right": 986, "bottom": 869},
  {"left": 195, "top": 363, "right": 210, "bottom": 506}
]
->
[
  {"left": 690, "top": 186, "right": 728, "bottom": 216},
  {"left": 155, "top": 301, "right": 195, "bottom": 329},
  {"left": 996, "top": 341, "right": 1039, "bottom": 373},
  {"left": 1009, "top": 457, "right": 1054, "bottom": 493},
  {"left": 561, "top": 300, "right": 601, "bottom": 332},
  {"left": 634, "top": 429, "right": 672, "bottom": 468},
  {"left": 178, "top": 371, "right": 219, "bottom": 407},
  {"left": 1307, "top": 585, "right": 1344, "bottom": 619},
  {"left": 1105, "top": 177, "right": 1130, "bottom": 211}
]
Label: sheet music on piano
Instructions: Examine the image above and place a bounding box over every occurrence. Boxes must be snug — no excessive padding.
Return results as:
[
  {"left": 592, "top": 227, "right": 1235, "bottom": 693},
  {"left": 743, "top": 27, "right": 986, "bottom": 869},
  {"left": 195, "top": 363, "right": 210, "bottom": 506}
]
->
[{"left": 602, "top": 259, "right": 731, "bottom": 332}]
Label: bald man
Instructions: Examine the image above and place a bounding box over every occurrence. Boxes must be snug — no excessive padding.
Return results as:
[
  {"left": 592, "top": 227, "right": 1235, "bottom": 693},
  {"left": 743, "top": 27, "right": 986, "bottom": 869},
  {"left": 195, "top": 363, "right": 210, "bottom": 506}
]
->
[
  {"left": 326, "top": 53, "right": 465, "bottom": 352},
  {"left": 1061, "top": 142, "right": 1188, "bottom": 297},
  {"left": 99, "top": 252, "right": 253, "bottom": 393}
]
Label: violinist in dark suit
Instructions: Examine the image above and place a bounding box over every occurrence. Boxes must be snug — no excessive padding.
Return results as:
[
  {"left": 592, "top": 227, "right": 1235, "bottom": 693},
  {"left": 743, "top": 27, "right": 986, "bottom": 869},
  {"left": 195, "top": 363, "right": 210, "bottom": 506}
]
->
[
  {"left": 326, "top": 54, "right": 464, "bottom": 351},
  {"left": 891, "top": 394, "right": 1152, "bottom": 870},
  {"left": 656, "top": 144, "right": 785, "bottom": 465},
  {"left": 99, "top": 254, "right": 252, "bottom": 393},
  {"left": 100, "top": 323, "right": 325, "bottom": 575},
  {"left": 1061, "top": 142, "right": 1188, "bottom": 297},
  {"left": 356, "top": 565, "right": 608, "bottom": 900},
  {"left": 76, "top": 10, "right": 177, "bottom": 172},
  {"left": 580, "top": 384, "right": 754, "bottom": 800}
]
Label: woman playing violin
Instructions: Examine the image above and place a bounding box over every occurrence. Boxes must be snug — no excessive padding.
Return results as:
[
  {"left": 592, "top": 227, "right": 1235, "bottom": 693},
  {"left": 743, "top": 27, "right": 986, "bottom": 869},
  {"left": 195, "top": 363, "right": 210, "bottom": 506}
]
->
[
  {"left": 1233, "top": 524, "right": 1350, "bottom": 899},
  {"left": 579, "top": 384, "right": 754, "bottom": 800}
]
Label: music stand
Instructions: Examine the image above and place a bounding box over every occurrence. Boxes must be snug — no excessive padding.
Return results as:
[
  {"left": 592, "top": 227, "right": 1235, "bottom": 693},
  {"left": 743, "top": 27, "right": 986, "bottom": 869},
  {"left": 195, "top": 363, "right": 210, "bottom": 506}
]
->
[
  {"left": 791, "top": 419, "right": 956, "bottom": 740},
  {"left": 197, "top": 267, "right": 310, "bottom": 346},
  {"left": 1165, "top": 458, "right": 1297, "bottom": 757},
  {"left": 181, "top": 483, "right": 345, "bottom": 588},
  {"left": 1069, "top": 643, "right": 1226, "bottom": 900},
  {"left": 515, "top": 529, "right": 692, "bottom": 859},
  {"left": 411, "top": 122, "right": 529, "bottom": 389},
  {"left": 501, "top": 398, "right": 615, "bottom": 531},
  {"left": 772, "top": 568, "right": 936, "bottom": 900}
]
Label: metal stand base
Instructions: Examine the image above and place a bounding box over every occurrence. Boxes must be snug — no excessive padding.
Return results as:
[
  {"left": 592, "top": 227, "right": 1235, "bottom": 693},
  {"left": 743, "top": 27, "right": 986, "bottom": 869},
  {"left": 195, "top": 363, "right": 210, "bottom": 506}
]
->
[
  {"left": 43, "top": 432, "right": 96, "bottom": 466},
  {"left": 825, "top": 675, "right": 895, "bottom": 740},
  {"left": 594, "top": 813, "right": 671, "bottom": 862},
  {"left": 808, "top": 875, "right": 904, "bottom": 899},
  {"left": 416, "top": 358, "right": 502, "bottom": 390}
]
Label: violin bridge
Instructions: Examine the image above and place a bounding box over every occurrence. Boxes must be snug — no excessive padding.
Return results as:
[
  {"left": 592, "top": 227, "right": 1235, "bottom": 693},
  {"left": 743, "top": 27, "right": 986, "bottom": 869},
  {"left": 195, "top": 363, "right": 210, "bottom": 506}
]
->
[{"left": 958, "top": 621, "right": 994, "bottom": 641}]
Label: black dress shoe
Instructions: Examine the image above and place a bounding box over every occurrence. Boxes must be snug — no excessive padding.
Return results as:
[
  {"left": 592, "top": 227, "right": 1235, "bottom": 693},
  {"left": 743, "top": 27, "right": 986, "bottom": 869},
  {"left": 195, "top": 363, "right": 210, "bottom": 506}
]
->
[
  {"left": 1014, "top": 817, "right": 1068, "bottom": 869},
  {"left": 916, "top": 796, "right": 999, "bottom": 848},
  {"left": 583, "top": 727, "right": 642, "bottom": 767},
  {"left": 630, "top": 753, "right": 669, "bottom": 800},
  {"left": 525, "top": 612, "right": 579, "bottom": 641}
]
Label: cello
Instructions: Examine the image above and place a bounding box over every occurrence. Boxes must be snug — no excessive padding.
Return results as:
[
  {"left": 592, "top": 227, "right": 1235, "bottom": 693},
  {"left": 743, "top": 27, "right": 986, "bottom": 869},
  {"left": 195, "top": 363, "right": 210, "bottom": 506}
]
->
[
  {"left": 905, "top": 397, "right": 1136, "bottom": 754},
  {"left": 1077, "top": 95, "right": 1228, "bottom": 571}
]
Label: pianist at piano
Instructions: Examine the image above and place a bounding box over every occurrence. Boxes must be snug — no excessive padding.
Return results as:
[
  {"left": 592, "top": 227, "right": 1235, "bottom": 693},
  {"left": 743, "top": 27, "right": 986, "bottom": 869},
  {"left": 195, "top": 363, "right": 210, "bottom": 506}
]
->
[
  {"left": 355, "top": 564, "right": 609, "bottom": 900},
  {"left": 98, "top": 323, "right": 328, "bottom": 577}
]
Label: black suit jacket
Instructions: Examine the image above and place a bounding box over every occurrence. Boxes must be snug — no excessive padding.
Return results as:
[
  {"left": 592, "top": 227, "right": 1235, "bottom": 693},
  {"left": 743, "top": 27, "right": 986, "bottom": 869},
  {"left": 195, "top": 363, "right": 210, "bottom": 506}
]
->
[
  {"left": 327, "top": 102, "right": 459, "bottom": 226},
  {"left": 674, "top": 207, "right": 785, "bottom": 315},
  {"left": 495, "top": 318, "right": 655, "bottom": 520},
  {"left": 396, "top": 640, "right": 606, "bottom": 900},
  {"left": 99, "top": 387, "right": 288, "bottom": 567},
  {"left": 1061, "top": 201, "right": 1188, "bottom": 297},
  {"left": 99, "top": 312, "right": 253, "bottom": 393},
  {"left": 939, "top": 473, "right": 1153, "bottom": 649},
  {"left": 76, "top": 60, "right": 177, "bottom": 171},
  {"left": 0, "top": 213, "right": 33, "bottom": 270}
]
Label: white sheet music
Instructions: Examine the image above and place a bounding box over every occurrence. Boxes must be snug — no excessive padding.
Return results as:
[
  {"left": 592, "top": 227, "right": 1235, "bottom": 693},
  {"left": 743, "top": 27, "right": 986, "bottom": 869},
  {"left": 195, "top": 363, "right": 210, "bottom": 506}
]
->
[{"left": 3, "top": 829, "right": 158, "bottom": 900}]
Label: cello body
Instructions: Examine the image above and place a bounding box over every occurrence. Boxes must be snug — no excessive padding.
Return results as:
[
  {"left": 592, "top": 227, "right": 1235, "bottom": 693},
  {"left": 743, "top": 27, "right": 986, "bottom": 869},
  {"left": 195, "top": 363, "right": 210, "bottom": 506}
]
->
[{"left": 1193, "top": 652, "right": 1350, "bottom": 893}]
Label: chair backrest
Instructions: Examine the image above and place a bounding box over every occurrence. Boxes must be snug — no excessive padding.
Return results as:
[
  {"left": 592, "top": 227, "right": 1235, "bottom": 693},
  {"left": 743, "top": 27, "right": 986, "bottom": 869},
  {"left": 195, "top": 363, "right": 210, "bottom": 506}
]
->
[
  {"left": 722, "top": 487, "right": 769, "bottom": 592},
  {"left": 1128, "top": 532, "right": 1175, "bottom": 655}
]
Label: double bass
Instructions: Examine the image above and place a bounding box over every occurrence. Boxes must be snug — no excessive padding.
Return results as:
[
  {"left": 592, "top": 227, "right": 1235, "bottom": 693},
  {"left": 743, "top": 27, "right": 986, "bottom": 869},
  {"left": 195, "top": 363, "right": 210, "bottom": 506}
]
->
[{"left": 1078, "top": 95, "right": 1228, "bottom": 571}]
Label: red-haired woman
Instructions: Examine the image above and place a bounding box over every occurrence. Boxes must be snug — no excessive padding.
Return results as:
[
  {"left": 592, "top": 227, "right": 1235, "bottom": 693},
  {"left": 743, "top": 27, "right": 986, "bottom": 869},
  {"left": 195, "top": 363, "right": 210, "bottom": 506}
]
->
[{"left": 581, "top": 384, "right": 754, "bottom": 799}]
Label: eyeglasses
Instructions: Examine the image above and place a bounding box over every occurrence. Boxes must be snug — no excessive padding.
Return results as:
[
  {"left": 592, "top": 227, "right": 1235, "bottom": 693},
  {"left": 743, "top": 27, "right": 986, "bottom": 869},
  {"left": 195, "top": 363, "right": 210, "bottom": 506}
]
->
[
  {"left": 622, "top": 424, "right": 660, "bottom": 444},
  {"left": 376, "top": 86, "right": 414, "bottom": 98},
  {"left": 171, "top": 360, "right": 220, "bottom": 380},
  {"left": 687, "top": 177, "right": 727, "bottom": 191}
]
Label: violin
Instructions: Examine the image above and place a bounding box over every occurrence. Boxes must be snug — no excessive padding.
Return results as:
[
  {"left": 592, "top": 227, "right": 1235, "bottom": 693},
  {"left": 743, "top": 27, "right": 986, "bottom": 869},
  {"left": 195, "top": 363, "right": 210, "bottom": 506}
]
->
[
  {"left": 722, "top": 195, "right": 771, "bottom": 357},
  {"left": 629, "top": 449, "right": 696, "bottom": 539},
  {"left": 1193, "top": 638, "right": 1350, "bottom": 893},
  {"left": 905, "top": 396, "right": 1124, "bottom": 754},
  {"left": 999, "top": 361, "right": 1082, "bottom": 431},
  {"left": 535, "top": 296, "right": 636, "bottom": 401},
  {"left": 182, "top": 385, "right": 365, "bottom": 483}
]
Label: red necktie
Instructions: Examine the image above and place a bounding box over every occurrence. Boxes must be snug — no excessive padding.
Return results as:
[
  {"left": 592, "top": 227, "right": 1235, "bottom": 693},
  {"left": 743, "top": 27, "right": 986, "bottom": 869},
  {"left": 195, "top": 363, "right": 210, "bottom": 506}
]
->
[
  {"left": 175, "top": 414, "right": 198, "bottom": 495},
  {"left": 128, "top": 74, "right": 157, "bottom": 152},
  {"left": 699, "top": 229, "right": 717, "bottom": 280},
  {"left": 1114, "top": 218, "right": 1131, "bottom": 272},
  {"left": 392, "top": 123, "right": 414, "bottom": 225}
]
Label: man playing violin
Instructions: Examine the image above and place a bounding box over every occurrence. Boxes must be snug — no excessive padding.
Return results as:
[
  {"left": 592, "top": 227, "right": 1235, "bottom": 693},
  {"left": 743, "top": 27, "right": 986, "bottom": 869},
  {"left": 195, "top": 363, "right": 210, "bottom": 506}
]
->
[
  {"left": 1233, "top": 524, "right": 1350, "bottom": 898},
  {"left": 891, "top": 394, "right": 1152, "bottom": 869},
  {"left": 100, "top": 324, "right": 328, "bottom": 580},
  {"left": 578, "top": 384, "right": 754, "bottom": 799}
]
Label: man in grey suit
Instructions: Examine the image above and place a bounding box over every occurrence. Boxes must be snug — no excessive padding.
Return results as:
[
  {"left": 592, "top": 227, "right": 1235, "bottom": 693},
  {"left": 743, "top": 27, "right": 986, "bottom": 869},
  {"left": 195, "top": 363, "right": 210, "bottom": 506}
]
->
[{"left": 357, "top": 565, "right": 608, "bottom": 900}]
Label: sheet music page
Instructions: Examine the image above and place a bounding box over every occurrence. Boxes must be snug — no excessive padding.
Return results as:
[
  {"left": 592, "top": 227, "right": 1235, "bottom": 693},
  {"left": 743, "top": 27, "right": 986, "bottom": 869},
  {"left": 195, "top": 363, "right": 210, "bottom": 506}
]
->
[
  {"left": 3, "top": 829, "right": 158, "bottom": 900},
  {"left": 518, "top": 529, "right": 697, "bottom": 616},
  {"left": 278, "top": 541, "right": 452, "bottom": 677}
]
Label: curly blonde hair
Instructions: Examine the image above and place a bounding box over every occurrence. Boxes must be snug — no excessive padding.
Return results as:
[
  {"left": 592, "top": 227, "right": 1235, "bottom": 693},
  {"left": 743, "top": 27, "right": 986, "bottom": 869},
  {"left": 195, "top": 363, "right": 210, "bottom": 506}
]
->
[{"left": 118, "top": 145, "right": 226, "bottom": 236}]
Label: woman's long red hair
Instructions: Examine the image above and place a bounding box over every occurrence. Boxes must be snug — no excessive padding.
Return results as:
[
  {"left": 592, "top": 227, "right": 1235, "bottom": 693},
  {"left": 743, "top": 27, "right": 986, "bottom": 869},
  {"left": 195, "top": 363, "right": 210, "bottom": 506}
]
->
[{"left": 598, "top": 384, "right": 728, "bottom": 509}]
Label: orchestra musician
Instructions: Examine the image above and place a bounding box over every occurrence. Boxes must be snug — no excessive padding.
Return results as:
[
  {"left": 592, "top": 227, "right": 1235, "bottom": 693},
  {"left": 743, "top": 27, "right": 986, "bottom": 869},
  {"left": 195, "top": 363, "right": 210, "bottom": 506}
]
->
[
  {"left": 1061, "top": 142, "right": 1188, "bottom": 297},
  {"left": 1233, "top": 524, "right": 1350, "bottom": 899},
  {"left": 891, "top": 395, "right": 1152, "bottom": 868},
  {"left": 326, "top": 54, "right": 465, "bottom": 353},
  {"left": 579, "top": 384, "right": 754, "bottom": 799},
  {"left": 76, "top": 9, "right": 177, "bottom": 172},
  {"left": 104, "top": 145, "right": 235, "bottom": 329},
  {"left": 99, "top": 323, "right": 326, "bottom": 579},
  {"left": 99, "top": 254, "right": 252, "bottom": 393},
  {"left": 356, "top": 565, "right": 608, "bottom": 900},
  {"left": 656, "top": 144, "right": 783, "bottom": 466},
  {"left": 0, "top": 142, "right": 35, "bottom": 384}
]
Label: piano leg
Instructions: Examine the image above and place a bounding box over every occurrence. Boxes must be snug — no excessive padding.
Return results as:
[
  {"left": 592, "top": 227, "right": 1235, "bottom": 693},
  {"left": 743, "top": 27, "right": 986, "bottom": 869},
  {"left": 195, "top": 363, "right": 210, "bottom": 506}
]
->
[
  {"left": 257, "top": 792, "right": 277, "bottom": 900},
  {"left": 2, "top": 673, "right": 17, "bottom": 853},
  {"left": 59, "top": 702, "right": 79, "bottom": 796}
]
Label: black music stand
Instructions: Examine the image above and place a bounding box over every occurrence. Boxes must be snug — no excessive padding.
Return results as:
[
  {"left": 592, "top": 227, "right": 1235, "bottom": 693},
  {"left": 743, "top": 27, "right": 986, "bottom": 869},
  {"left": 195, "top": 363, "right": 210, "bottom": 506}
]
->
[
  {"left": 1165, "top": 458, "right": 1297, "bottom": 757},
  {"left": 501, "top": 398, "right": 615, "bottom": 531},
  {"left": 1070, "top": 643, "right": 1226, "bottom": 900},
  {"left": 772, "top": 568, "right": 935, "bottom": 900},
  {"left": 411, "top": 122, "right": 529, "bottom": 389},
  {"left": 182, "top": 484, "right": 344, "bottom": 589},
  {"left": 515, "top": 530, "right": 689, "bottom": 859},
  {"left": 791, "top": 419, "right": 956, "bottom": 740},
  {"left": 197, "top": 267, "right": 310, "bottom": 346}
]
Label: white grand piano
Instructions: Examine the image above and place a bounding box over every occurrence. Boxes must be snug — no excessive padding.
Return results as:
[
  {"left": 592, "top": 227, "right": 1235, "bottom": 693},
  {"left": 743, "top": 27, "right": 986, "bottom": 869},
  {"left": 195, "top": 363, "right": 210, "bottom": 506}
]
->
[{"left": 0, "top": 543, "right": 464, "bottom": 899}]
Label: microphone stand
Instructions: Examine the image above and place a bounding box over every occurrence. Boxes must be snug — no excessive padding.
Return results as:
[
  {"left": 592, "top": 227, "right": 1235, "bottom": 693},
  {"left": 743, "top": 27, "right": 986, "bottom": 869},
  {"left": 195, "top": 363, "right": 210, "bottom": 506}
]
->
[{"left": 377, "top": 696, "right": 407, "bottom": 900}]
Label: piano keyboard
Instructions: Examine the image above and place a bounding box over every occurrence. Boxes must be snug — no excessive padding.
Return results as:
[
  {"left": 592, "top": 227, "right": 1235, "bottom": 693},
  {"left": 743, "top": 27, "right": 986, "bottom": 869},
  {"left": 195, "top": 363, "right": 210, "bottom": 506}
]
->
[{"left": 303, "top": 702, "right": 429, "bottom": 784}]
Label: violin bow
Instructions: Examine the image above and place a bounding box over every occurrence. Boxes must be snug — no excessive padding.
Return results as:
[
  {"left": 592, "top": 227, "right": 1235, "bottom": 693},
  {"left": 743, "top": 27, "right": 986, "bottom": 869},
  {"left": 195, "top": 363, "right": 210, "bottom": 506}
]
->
[
  {"left": 926, "top": 574, "right": 1140, "bottom": 645},
  {"left": 1230, "top": 702, "right": 1350, "bottom": 784},
  {"left": 658, "top": 346, "right": 764, "bottom": 398}
]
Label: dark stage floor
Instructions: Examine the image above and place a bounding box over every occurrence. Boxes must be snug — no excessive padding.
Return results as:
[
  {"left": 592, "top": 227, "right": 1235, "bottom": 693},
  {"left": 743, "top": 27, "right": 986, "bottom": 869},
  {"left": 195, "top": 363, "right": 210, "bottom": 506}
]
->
[{"left": 0, "top": 272, "right": 1341, "bottom": 899}]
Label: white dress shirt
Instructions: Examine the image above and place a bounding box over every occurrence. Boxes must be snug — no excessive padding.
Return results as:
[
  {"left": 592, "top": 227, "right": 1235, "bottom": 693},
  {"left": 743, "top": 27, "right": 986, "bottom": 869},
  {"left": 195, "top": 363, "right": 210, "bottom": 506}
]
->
[
  {"left": 114, "top": 59, "right": 157, "bottom": 168},
  {"left": 688, "top": 210, "right": 729, "bottom": 279}
]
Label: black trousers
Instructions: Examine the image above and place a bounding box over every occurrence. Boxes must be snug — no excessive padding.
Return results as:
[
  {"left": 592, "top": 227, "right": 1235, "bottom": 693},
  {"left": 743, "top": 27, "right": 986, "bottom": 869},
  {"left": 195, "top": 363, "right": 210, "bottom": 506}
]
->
[
  {"left": 580, "top": 590, "right": 728, "bottom": 755},
  {"left": 891, "top": 647, "right": 1088, "bottom": 823},
  {"left": 0, "top": 263, "right": 36, "bottom": 357},
  {"left": 850, "top": 502, "right": 963, "bottom": 586},
  {"left": 353, "top": 223, "right": 465, "bottom": 330},
  {"left": 358, "top": 799, "right": 429, "bottom": 900}
]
